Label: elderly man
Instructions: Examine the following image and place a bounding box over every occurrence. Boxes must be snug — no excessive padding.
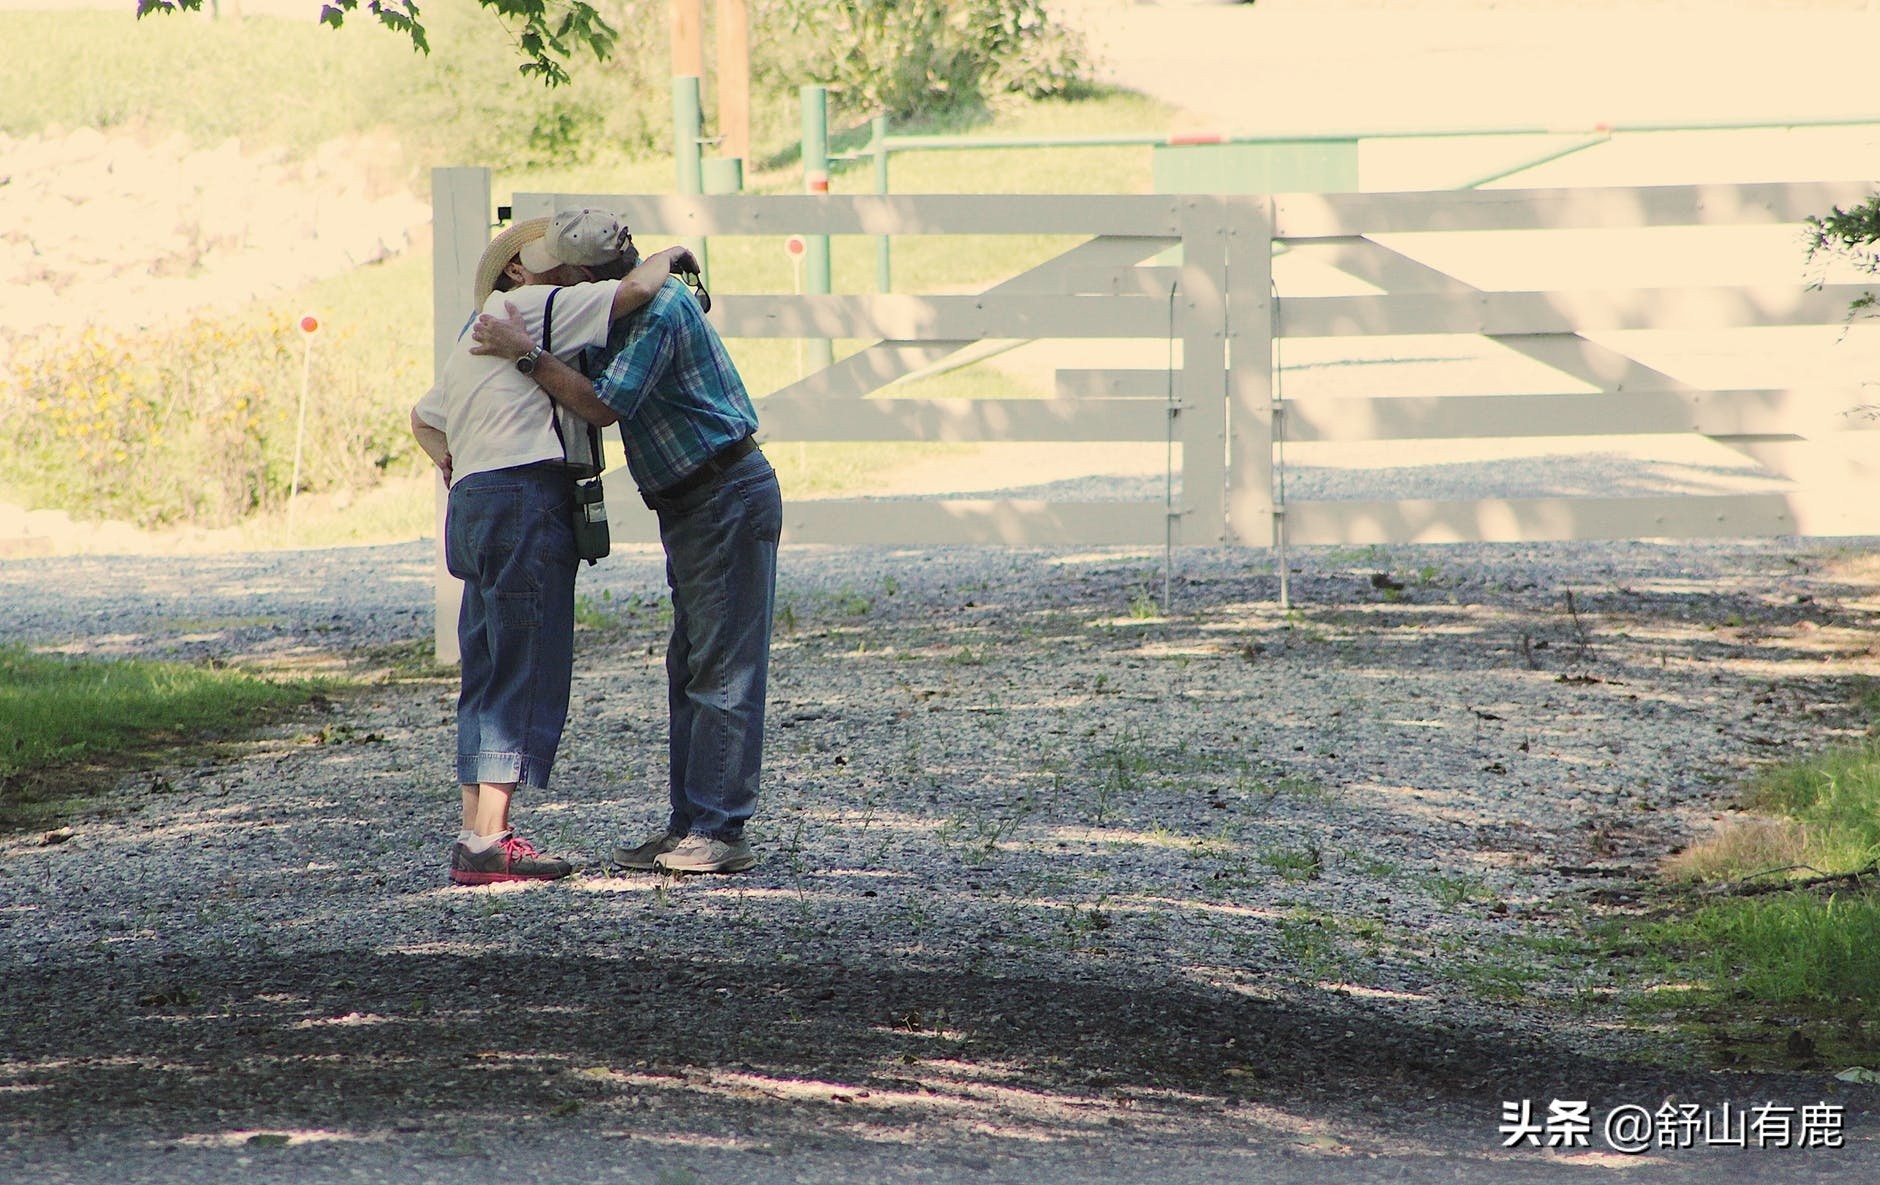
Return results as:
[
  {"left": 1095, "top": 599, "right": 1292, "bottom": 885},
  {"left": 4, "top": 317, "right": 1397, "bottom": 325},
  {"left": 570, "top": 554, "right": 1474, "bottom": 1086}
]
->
[
  {"left": 470, "top": 253, "right": 779, "bottom": 875},
  {"left": 411, "top": 209, "right": 695, "bottom": 885}
]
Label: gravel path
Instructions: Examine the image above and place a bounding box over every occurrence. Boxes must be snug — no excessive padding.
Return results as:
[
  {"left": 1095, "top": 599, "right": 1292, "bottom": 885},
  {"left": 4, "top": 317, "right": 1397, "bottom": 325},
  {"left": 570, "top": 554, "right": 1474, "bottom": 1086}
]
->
[{"left": 3, "top": 534, "right": 1880, "bottom": 1183}]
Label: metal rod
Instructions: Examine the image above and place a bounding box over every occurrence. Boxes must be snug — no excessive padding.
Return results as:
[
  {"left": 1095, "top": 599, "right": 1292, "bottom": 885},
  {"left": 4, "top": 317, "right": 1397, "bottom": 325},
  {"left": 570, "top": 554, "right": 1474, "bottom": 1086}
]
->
[
  {"left": 1271, "top": 280, "right": 1290, "bottom": 611},
  {"left": 1459, "top": 134, "right": 1612, "bottom": 190},
  {"left": 801, "top": 84, "right": 834, "bottom": 371},
  {"left": 672, "top": 74, "right": 707, "bottom": 277},
  {"left": 872, "top": 114, "right": 892, "bottom": 293},
  {"left": 853, "top": 114, "right": 1880, "bottom": 157},
  {"left": 1164, "top": 281, "right": 1179, "bottom": 616}
]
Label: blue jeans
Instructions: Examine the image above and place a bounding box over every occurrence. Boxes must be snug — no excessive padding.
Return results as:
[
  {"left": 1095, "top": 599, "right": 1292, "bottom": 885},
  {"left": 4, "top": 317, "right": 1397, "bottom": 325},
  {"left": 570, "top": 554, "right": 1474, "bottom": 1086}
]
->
[
  {"left": 445, "top": 464, "right": 578, "bottom": 791},
  {"left": 645, "top": 449, "right": 781, "bottom": 840}
]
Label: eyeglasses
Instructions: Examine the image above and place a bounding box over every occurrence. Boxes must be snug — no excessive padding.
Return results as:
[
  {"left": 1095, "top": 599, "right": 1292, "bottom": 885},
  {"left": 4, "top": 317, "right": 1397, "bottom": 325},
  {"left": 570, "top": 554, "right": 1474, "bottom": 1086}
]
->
[{"left": 676, "top": 268, "right": 711, "bottom": 314}]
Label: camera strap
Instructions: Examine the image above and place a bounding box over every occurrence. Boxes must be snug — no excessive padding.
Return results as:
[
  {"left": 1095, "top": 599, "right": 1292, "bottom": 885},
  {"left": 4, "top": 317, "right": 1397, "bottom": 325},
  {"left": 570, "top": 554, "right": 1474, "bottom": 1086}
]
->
[{"left": 538, "top": 288, "right": 605, "bottom": 477}]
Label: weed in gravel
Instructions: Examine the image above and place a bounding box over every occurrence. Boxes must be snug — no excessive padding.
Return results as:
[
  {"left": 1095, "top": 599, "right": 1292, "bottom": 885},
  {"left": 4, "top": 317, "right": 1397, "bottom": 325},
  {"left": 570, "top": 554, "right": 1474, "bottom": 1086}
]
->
[
  {"left": 1341, "top": 848, "right": 1402, "bottom": 880},
  {"left": 345, "top": 638, "right": 455, "bottom": 682},
  {"left": 1061, "top": 897, "right": 1114, "bottom": 948},
  {"left": 574, "top": 589, "right": 670, "bottom": 633},
  {"left": 852, "top": 782, "right": 886, "bottom": 834},
  {"left": 1198, "top": 854, "right": 1259, "bottom": 896},
  {"left": 1275, "top": 910, "right": 1350, "bottom": 981},
  {"left": 1259, "top": 842, "right": 1325, "bottom": 883},
  {"left": 1241, "top": 774, "right": 1329, "bottom": 816},
  {"left": 1091, "top": 730, "right": 1153, "bottom": 826},
  {"left": 1324, "top": 544, "right": 1390, "bottom": 568},
  {"left": 573, "top": 591, "right": 614, "bottom": 629},
  {"left": 938, "top": 795, "right": 1032, "bottom": 865},
  {"left": 828, "top": 587, "right": 874, "bottom": 617},
  {"left": 1440, "top": 951, "right": 1544, "bottom": 1003},
  {"left": 1418, "top": 872, "right": 1496, "bottom": 906},
  {"left": 902, "top": 896, "right": 932, "bottom": 934}
]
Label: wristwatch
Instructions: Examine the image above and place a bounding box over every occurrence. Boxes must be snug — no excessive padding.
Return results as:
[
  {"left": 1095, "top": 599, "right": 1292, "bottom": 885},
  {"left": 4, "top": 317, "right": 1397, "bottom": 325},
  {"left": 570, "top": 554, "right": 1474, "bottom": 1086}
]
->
[{"left": 515, "top": 346, "right": 544, "bottom": 376}]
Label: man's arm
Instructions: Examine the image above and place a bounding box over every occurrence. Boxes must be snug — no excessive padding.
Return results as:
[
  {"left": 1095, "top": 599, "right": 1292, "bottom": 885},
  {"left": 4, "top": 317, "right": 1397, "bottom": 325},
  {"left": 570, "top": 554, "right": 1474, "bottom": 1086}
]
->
[
  {"left": 527, "top": 351, "right": 621, "bottom": 428},
  {"left": 469, "top": 310, "right": 620, "bottom": 427},
  {"left": 613, "top": 245, "right": 696, "bottom": 319},
  {"left": 409, "top": 405, "right": 453, "bottom": 485}
]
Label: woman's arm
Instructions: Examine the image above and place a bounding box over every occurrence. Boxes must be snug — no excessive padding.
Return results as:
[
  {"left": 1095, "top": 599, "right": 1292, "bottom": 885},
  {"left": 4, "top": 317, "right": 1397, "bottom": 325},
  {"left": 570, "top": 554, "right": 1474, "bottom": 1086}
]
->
[{"left": 409, "top": 405, "right": 452, "bottom": 485}]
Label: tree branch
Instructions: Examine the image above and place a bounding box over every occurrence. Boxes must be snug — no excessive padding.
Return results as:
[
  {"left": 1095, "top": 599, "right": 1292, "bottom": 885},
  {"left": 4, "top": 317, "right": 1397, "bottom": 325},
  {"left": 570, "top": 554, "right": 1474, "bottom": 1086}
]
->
[
  {"left": 134, "top": 0, "right": 614, "bottom": 86},
  {"left": 1700, "top": 861, "right": 1880, "bottom": 898}
]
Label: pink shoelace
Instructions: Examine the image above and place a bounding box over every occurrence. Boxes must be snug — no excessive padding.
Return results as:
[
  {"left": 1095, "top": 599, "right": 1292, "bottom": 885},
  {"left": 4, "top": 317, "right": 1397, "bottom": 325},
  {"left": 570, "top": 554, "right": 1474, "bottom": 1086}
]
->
[{"left": 500, "top": 834, "right": 542, "bottom": 862}]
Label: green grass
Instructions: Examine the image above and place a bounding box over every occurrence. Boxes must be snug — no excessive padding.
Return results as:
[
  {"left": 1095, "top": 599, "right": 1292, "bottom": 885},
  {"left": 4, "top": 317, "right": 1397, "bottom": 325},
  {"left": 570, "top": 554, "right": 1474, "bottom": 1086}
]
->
[
  {"left": 1599, "top": 694, "right": 1880, "bottom": 1065},
  {"left": 1739, "top": 739, "right": 1880, "bottom": 871},
  {"left": 1640, "top": 892, "right": 1880, "bottom": 1010},
  {"left": 0, "top": 645, "right": 325, "bottom": 831}
]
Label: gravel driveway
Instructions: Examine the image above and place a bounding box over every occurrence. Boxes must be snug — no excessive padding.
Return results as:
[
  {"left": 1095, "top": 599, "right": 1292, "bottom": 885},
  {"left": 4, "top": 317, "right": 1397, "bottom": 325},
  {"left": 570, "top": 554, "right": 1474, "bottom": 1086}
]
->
[{"left": 3, "top": 534, "right": 1880, "bottom": 1183}]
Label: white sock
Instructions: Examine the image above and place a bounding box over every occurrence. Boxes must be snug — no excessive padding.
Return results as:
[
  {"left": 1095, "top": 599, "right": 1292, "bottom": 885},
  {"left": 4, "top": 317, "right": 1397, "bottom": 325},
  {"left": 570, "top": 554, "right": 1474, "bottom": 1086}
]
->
[{"left": 464, "top": 830, "right": 510, "bottom": 853}]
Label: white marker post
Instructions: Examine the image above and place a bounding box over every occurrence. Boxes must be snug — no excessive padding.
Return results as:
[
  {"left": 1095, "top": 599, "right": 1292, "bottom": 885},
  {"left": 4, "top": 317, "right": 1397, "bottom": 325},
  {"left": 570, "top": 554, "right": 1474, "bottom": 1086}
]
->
[
  {"left": 783, "top": 234, "right": 810, "bottom": 470},
  {"left": 784, "top": 234, "right": 807, "bottom": 380},
  {"left": 289, "top": 313, "right": 320, "bottom": 529}
]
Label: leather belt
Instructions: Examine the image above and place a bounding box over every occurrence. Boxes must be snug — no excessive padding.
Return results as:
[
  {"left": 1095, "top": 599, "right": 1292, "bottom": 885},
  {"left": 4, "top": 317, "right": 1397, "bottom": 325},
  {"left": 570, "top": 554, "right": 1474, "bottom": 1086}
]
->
[{"left": 646, "top": 435, "right": 757, "bottom": 503}]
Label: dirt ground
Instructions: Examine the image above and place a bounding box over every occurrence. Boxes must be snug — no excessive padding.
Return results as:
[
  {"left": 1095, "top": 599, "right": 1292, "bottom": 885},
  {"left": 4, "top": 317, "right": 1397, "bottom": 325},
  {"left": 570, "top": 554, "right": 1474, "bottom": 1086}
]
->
[{"left": 3, "top": 538, "right": 1879, "bottom": 1183}]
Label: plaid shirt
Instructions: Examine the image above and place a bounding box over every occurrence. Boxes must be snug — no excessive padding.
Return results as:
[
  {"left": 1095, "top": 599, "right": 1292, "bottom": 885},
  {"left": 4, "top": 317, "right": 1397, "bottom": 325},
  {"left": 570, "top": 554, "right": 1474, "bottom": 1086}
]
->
[{"left": 591, "top": 278, "right": 757, "bottom": 494}]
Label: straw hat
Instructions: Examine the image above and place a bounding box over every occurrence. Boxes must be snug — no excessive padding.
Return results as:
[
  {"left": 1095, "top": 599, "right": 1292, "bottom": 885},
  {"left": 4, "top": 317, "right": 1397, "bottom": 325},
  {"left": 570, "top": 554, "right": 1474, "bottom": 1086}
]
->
[{"left": 471, "top": 216, "right": 550, "bottom": 310}]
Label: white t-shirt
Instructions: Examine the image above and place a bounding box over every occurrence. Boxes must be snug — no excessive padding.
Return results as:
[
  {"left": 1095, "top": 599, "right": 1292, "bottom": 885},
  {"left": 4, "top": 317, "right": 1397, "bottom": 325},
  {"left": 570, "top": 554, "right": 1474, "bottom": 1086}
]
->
[{"left": 414, "top": 281, "right": 618, "bottom": 481}]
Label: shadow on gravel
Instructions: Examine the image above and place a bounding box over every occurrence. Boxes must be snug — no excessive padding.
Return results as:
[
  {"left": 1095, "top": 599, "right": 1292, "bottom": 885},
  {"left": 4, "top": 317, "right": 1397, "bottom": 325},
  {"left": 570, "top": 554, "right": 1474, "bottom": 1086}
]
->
[{"left": 3, "top": 945, "right": 1874, "bottom": 1182}]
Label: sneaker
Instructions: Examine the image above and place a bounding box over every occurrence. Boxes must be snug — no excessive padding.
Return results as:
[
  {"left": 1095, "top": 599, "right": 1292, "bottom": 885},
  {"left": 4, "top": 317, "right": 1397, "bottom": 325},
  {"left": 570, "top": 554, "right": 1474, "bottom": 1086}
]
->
[
  {"left": 450, "top": 832, "right": 574, "bottom": 885},
  {"left": 611, "top": 831, "right": 682, "bottom": 871},
  {"left": 654, "top": 834, "right": 757, "bottom": 874}
]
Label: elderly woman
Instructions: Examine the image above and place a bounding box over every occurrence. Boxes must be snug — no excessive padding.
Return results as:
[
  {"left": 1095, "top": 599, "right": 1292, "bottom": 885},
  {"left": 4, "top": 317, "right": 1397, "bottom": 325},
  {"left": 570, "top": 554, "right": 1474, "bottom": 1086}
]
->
[{"left": 410, "top": 208, "right": 694, "bottom": 885}]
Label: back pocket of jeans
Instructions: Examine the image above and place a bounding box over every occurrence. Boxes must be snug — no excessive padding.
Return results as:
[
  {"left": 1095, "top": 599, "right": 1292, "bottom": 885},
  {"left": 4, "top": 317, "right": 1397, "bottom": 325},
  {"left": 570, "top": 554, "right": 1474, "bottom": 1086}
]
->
[{"left": 736, "top": 474, "right": 783, "bottom": 544}]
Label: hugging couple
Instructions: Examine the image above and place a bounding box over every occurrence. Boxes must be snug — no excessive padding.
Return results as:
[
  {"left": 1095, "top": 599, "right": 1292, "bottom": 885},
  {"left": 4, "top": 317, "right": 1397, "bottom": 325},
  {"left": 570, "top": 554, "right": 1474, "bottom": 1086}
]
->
[{"left": 410, "top": 208, "right": 780, "bottom": 883}]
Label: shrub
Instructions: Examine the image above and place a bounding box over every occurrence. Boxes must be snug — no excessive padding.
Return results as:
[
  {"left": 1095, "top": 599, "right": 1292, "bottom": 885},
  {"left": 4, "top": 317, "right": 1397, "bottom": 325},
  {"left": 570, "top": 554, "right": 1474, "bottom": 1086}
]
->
[
  {"left": 761, "top": 0, "right": 1089, "bottom": 123},
  {"left": 1805, "top": 193, "right": 1880, "bottom": 321},
  {"left": 390, "top": 1, "right": 668, "bottom": 171},
  {"left": 0, "top": 317, "right": 421, "bottom": 528}
]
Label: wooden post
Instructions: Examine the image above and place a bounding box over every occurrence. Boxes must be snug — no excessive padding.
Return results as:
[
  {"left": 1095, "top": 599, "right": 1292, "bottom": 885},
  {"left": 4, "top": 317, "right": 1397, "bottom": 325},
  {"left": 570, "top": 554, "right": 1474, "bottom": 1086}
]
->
[
  {"left": 1178, "top": 195, "right": 1230, "bottom": 545},
  {"left": 716, "top": 0, "right": 751, "bottom": 166},
  {"left": 429, "top": 166, "right": 490, "bottom": 666},
  {"left": 671, "top": 0, "right": 704, "bottom": 78},
  {"left": 1224, "top": 196, "right": 1277, "bottom": 562}
]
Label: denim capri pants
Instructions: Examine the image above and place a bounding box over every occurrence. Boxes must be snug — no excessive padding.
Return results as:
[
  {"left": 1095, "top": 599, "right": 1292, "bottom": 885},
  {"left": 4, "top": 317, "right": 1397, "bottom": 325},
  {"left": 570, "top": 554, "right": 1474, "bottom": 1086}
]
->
[{"left": 445, "top": 463, "right": 578, "bottom": 791}]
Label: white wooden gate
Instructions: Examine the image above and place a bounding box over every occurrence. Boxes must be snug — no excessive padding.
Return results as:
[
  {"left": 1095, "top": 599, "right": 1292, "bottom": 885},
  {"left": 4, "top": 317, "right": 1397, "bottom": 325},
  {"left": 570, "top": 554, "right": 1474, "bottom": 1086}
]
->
[
  {"left": 1256, "top": 181, "right": 1880, "bottom": 547},
  {"left": 430, "top": 170, "right": 1879, "bottom": 654}
]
